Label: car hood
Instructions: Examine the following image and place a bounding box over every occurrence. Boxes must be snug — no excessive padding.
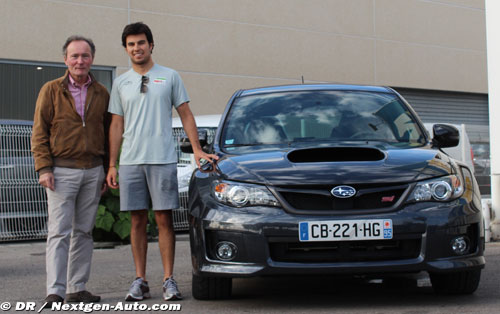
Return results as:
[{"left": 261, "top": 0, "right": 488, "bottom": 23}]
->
[{"left": 216, "top": 146, "right": 453, "bottom": 186}]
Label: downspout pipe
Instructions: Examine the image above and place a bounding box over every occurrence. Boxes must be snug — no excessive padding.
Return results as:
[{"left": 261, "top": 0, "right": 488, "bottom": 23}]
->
[{"left": 485, "top": 0, "right": 500, "bottom": 240}]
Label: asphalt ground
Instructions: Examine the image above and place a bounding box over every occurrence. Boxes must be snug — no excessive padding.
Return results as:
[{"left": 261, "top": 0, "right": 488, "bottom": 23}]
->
[{"left": 1, "top": 235, "right": 500, "bottom": 314}]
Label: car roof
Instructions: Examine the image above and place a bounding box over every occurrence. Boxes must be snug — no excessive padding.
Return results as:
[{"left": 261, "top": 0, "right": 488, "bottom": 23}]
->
[{"left": 239, "top": 84, "right": 392, "bottom": 96}]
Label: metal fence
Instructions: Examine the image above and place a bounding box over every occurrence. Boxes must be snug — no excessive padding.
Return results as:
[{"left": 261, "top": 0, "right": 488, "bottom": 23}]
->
[
  {"left": 171, "top": 127, "right": 217, "bottom": 231},
  {"left": 0, "top": 122, "right": 216, "bottom": 241},
  {"left": 0, "top": 120, "right": 48, "bottom": 241},
  {"left": 175, "top": 191, "right": 190, "bottom": 231},
  {"left": 172, "top": 126, "right": 217, "bottom": 165}
]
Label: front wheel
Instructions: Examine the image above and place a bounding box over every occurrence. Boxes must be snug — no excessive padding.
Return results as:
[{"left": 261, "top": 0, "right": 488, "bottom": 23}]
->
[
  {"left": 429, "top": 269, "right": 481, "bottom": 294},
  {"left": 192, "top": 273, "right": 232, "bottom": 300}
]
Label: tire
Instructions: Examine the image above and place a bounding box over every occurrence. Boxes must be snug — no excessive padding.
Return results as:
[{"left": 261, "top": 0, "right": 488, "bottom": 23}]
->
[
  {"left": 192, "top": 273, "right": 232, "bottom": 300},
  {"left": 430, "top": 269, "right": 481, "bottom": 294}
]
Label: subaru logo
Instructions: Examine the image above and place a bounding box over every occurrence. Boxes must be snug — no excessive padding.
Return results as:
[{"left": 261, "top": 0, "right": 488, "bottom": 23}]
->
[{"left": 331, "top": 186, "right": 356, "bottom": 198}]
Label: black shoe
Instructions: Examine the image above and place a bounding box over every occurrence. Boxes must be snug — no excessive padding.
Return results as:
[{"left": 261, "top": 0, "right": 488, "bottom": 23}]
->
[
  {"left": 43, "top": 294, "right": 64, "bottom": 309},
  {"left": 66, "top": 290, "right": 101, "bottom": 303}
]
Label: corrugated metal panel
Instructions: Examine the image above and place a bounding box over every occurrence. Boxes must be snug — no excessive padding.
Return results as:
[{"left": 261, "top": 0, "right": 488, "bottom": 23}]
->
[
  {"left": 0, "top": 63, "right": 65, "bottom": 121},
  {"left": 395, "top": 88, "right": 489, "bottom": 143},
  {"left": 395, "top": 88, "right": 489, "bottom": 126},
  {"left": 0, "top": 61, "right": 112, "bottom": 121}
]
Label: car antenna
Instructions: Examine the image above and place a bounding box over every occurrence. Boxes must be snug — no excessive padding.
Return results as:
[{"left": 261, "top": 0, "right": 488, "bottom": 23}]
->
[{"left": 301, "top": 75, "right": 304, "bottom": 84}]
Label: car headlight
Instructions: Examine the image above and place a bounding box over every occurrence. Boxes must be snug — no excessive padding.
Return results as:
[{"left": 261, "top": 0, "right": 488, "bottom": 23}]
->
[
  {"left": 407, "top": 175, "right": 463, "bottom": 202},
  {"left": 212, "top": 180, "right": 281, "bottom": 207}
]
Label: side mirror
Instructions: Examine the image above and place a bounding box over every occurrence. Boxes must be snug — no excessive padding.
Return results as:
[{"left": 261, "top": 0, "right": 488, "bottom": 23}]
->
[
  {"left": 432, "top": 124, "right": 459, "bottom": 148},
  {"left": 179, "top": 130, "right": 208, "bottom": 154}
]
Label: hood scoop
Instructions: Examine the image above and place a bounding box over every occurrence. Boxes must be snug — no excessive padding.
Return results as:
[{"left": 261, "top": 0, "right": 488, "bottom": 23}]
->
[{"left": 287, "top": 147, "right": 385, "bottom": 163}]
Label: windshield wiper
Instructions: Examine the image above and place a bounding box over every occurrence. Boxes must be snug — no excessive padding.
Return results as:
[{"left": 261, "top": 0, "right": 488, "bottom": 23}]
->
[{"left": 291, "top": 137, "right": 317, "bottom": 142}]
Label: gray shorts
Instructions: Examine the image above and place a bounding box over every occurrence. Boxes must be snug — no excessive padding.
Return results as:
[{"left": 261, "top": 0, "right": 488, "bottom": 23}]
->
[{"left": 118, "top": 164, "right": 179, "bottom": 211}]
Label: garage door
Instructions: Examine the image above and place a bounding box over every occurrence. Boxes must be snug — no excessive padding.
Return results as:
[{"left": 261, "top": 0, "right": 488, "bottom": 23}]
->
[{"left": 394, "top": 87, "right": 489, "bottom": 142}]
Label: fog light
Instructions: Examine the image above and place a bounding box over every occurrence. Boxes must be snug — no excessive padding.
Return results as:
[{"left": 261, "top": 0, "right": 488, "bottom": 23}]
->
[
  {"left": 451, "top": 236, "right": 469, "bottom": 255},
  {"left": 216, "top": 242, "right": 237, "bottom": 261}
]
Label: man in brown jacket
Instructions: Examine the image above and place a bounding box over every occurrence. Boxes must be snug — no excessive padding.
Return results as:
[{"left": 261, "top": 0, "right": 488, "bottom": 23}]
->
[{"left": 31, "top": 35, "right": 109, "bottom": 308}]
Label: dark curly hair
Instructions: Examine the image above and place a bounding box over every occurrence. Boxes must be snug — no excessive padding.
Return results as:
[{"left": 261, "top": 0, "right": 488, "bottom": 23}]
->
[{"left": 121, "top": 22, "right": 154, "bottom": 50}]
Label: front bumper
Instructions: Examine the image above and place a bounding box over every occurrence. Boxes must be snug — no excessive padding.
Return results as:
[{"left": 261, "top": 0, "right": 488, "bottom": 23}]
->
[{"left": 189, "top": 199, "right": 485, "bottom": 277}]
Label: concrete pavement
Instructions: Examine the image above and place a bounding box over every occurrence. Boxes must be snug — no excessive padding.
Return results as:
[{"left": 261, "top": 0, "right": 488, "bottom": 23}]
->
[
  {"left": 2, "top": 236, "right": 500, "bottom": 314},
  {"left": 1, "top": 234, "right": 193, "bottom": 313}
]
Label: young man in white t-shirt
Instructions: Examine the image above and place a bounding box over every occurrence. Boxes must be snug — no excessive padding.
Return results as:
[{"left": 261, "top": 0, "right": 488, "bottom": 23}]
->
[{"left": 107, "top": 22, "right": 218, "bottom": 302}]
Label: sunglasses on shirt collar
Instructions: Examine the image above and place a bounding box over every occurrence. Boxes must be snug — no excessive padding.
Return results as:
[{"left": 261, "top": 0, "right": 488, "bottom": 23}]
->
[{"left": 140, "top": 75, "right": 149, "bottom": 93}]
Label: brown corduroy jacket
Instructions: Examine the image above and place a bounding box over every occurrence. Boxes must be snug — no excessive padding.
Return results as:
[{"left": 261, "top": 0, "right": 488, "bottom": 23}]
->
[{"left": 31, "top": 71, "right": 110, "bottom": 174}]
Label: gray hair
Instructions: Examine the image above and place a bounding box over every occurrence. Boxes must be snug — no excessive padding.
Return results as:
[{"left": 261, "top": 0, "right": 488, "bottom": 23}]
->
[{"left": 62, "top": 35, "right": 96, "bottom": 57}]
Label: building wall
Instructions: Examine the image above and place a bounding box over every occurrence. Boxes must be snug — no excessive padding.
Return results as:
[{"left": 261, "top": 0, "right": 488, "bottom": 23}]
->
[{"left": 0, "top": 0, "right": 487, "bottom": 116}]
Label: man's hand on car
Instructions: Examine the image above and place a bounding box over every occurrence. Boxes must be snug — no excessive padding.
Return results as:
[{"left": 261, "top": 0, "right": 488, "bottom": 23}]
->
[{"left": 194, "top": 150, "right": 219, "bottom": 168}]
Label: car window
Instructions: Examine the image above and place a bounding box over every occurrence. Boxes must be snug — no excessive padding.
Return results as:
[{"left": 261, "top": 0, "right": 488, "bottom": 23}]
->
[
  {"left": 471, "top": 143, "right": 490, "bottom": 159},
  {"left": 221, "top": 91, "right": 425, "bottom": 152},
  {"left": 471, "top": 142, "right": 490, "bottom": 177}
]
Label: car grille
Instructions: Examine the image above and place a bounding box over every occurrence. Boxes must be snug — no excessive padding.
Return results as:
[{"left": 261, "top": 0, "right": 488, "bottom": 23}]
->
[
  {"left": 274, "top": 184, "right": 409, "bottom": 213},
  {"left": 269, "top": 238, "right": 421, "bottom": 263}
]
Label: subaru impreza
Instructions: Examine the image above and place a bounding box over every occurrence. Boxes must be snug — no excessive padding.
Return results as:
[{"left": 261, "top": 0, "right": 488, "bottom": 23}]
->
[{"left": 182, "top": 84, "right": 485, "bottom": 299}]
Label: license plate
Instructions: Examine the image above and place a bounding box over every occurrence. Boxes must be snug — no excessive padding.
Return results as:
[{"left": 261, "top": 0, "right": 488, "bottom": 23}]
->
[{"left": 299, "top": 219, "right": 393, "bottom": 242}]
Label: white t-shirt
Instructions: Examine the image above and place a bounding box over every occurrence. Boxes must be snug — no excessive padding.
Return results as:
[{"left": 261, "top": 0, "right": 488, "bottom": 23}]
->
[{"left": 108, "top": 64, "right": 190, "bottom": 165}]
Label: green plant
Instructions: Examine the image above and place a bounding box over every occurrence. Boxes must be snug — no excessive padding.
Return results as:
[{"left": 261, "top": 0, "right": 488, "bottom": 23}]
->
[{"left": 93, "top": 186, "right": 158, "bottom": 242}]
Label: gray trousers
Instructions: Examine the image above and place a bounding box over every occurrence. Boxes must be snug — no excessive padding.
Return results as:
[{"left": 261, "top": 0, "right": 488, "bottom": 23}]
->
[{"left": 45, "top": 166, "right": 104, "bottom": 297}]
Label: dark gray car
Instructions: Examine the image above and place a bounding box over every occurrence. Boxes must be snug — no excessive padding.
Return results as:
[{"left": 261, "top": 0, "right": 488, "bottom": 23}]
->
[{"left": 182, "top": 84, "right": 485, "bottom": 300}]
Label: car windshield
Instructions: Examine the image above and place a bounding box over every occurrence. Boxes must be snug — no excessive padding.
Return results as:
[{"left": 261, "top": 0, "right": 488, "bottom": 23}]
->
[{"left": 221, "top": 90, "right": 426, "bottom": 152}]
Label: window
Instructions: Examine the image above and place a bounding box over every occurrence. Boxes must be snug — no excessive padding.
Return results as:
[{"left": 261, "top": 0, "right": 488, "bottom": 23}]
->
[{"left": 0, "top": 60, "right": 113, "bottom": 120}]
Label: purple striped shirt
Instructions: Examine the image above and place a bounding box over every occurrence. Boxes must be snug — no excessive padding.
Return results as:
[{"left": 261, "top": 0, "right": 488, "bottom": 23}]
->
[{"left": 68, "top": 75, "right": 92, "bottom": 121}]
